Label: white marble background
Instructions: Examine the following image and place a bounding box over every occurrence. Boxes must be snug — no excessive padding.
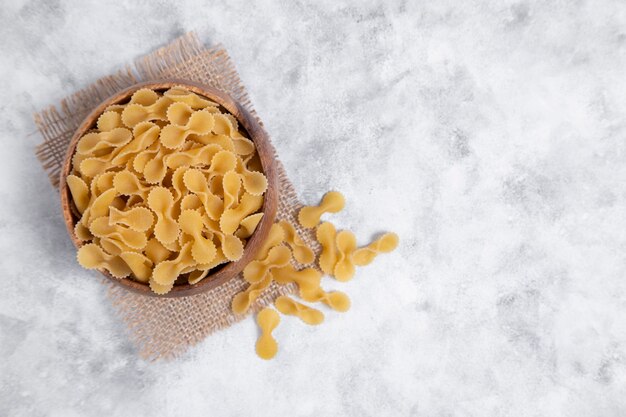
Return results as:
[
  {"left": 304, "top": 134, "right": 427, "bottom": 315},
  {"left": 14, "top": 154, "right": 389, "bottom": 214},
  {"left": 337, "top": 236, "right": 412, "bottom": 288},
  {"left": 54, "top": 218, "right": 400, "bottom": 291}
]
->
[{"left": 1, "top": 0, "right": 626, "bottom": 415}]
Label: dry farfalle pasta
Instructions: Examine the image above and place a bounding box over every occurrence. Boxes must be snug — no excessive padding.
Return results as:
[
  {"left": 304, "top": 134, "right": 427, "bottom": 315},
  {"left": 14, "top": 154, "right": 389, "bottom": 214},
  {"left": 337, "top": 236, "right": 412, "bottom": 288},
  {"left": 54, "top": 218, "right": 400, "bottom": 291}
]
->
[
  {"left": 235, "top": 194, "right": 398, "bottom": 360},
  {"left": 70, "top": 87, "right": 268, "bottom": 294}
]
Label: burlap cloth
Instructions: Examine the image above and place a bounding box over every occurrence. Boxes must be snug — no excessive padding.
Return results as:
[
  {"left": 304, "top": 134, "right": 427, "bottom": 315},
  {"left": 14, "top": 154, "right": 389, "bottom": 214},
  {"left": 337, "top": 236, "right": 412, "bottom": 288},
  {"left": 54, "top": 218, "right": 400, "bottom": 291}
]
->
[{"left": 34, "top": 32, "right": 320, "bottom": 360}]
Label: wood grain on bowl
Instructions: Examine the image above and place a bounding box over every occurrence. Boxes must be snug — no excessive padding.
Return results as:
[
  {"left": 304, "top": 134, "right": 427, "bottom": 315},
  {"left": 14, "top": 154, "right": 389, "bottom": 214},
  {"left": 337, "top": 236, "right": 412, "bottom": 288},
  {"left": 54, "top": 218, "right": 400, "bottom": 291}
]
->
[{"left": 59, "top": 80, "right": 278, "bottom": 297}]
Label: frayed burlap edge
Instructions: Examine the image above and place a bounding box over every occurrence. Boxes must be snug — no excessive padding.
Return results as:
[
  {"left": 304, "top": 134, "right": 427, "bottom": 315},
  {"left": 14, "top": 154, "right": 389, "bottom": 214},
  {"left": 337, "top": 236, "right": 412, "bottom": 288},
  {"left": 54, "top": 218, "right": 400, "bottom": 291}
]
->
[{"left": 34, "top": 32, "right": 320, "bottom": 360}]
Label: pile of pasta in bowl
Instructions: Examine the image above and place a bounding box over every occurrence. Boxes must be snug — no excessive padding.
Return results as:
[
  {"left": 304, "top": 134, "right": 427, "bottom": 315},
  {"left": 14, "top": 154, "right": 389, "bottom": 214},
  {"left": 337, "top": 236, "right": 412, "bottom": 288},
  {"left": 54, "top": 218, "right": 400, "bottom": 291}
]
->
[{"left": 66, "top": 87, "right": 268, "bottom": 295}]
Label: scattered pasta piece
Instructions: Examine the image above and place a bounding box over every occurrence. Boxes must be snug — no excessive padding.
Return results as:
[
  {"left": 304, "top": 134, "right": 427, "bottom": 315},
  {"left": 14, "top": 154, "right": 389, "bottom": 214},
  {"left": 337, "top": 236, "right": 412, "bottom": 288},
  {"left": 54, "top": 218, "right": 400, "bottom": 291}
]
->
[
  {"left": 298, "top": 191, "right": 345, "bottom": 228},
  {"left": 353, "top": 232, "right": 399, "bottom": 266},
  {"left": 274, "top": 296, "right": 324, "bottom": 325},
  {"left": 256, "top": 308, "right": 280, "bottom": 360},
  {"left": 278, "top": 220, "right": 314, "bottom": 264},
  {"left": 300, "top": 287, "right": 351, "bottom": 312}
]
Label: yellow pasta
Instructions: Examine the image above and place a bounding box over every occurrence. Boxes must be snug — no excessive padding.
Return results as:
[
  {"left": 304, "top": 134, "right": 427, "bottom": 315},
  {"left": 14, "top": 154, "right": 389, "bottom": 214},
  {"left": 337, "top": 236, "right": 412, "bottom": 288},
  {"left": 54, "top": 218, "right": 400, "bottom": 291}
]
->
[
  {"left": 88, "top": 216, "right": 148, "bottom": 250},
  {"left": 144, "top": 238, "right": 171, "bottom": 264},
  {"left": 334, "top": 230, "right": 357, "bottom": 281},
  {"left": 77, "top": 243, "right": 131, "bottom": 279},
  {"left": 208, "top": 226, "right": 244, "bottom": 262},
  {"left": 298, "top": 191, "right": 345, "bottom": 228},
  {"left": 147, "top": 186, "right": 179, "bottom": 245},
  {"left": 96, "top": 111, "right": 123, "bottom": 132},
  {"left": 183, "top": 168, "right": 224, "bottom": 221},
  {"left": 159, "top": 109, "right": 215, "bottom": 149},
  {"left": 113, "top": 170, "right": 151, "bottom": 200},
  {"left": 152, "top": 242, "right": 195, "bottom": 286},
  {"left": 255, "top": 223, "right": 285, "bottom": 260},
  {"left": 164, "top": 86, "right": 219, "bottom": 109},
  {"left": 66, "top": 175, "right": 89, "bottom": 214},
  {"left": 352, "top": 232, "right": 399, "bottom": 266},
  {"left": 243, "top": 245, "right": 292, "bottom": 284},
  {"left": 278, "top": 220, "right": 314, "bottom": 264},
  {"left": 121, "top": 96, "right": 173, "bottom": 128},
  {"left": 222, "top": 171, "right": 242, "bottom": 210},
  {"left": 165, "top": 144, "right": 221, "bottom": 169},
  {"left": 271, "top": 265, "right": 322, "bottom": 293},
  {"left": 119, "top": 252, "right": 153, "bottom": 283},
  {"left": 274, "top": 296, "right": 324, "bottom": 325},
  {"left": 219, "top": 192, "right": 264, "bottom": 235},
  {"left": 235, "top": 156, "right": 268, "bottom": 196},
  {"left": 178, "top": 209, "right": 217, "bottom": 264},
  {"left": 68, "top": 86, "right": 268, "bottom": 295},
  {"left": 300, "top": 287, "right": 351, "bottom": 312},
  {"left": 255, "top": 308, "right": 280, "bottom": 360},
  {"left": 76, "top": 128, "right": 132, "bottom": 155},
  {"left": 231, "top": 275, "right": 272, "bottom": 314},
  {"left": 111, "top": 122, "right": 160, "bottom": 165},
  {"left": 108, "top": 206, "right": 154, "bottom": 232},
  {"left": 316, "top": 222, "right": 337, "bottom": 275},
  {"left": 235, "top": 213, "right": 264, "bottom": 239}
]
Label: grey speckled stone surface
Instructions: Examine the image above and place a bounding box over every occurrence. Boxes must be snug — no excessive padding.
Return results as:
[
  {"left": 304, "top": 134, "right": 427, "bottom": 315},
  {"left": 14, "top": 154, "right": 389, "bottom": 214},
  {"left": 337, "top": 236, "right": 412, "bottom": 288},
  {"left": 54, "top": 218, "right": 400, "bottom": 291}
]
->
[{"left": 2, "top": 1, "right": 626, "bottom": 416}]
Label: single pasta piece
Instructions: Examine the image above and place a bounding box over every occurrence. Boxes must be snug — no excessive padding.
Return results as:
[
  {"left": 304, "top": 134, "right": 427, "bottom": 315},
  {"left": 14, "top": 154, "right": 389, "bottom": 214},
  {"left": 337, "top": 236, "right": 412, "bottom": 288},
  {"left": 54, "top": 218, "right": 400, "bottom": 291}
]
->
[
  {"left": 256, "top": 308, "right": 280, "bottom": 360},
  {"left": 353, "top": 232, "right": 399, "bottom": 266},
  {"left": 274, "top": 296, "right": 324, "bottom": 325},
  {"left": 278, "top": 220, "right": 314, "bottom": 265},
  {"left": 96, "top": 111, "right": 123, "bottom": 132},
  {"left": 298, "top": 191, "right": 345, "bottom": 228},
  {"left": 300, "top": 287, "right": 351, "bottom": 312}
]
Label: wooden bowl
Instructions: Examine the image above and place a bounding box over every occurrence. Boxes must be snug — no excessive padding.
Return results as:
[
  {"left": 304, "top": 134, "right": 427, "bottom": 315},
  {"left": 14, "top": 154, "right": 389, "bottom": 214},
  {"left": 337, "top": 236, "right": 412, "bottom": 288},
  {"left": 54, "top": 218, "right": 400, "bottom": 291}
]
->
[{"left": 59, "top": 80, "right": 278, "bottom": 297}]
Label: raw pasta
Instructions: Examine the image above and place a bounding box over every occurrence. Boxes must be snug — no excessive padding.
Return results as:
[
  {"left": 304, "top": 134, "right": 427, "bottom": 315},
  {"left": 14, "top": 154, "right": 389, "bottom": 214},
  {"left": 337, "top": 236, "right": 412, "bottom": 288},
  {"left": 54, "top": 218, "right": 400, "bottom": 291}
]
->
[
  {"left": 274, "top": 296, "right": 324, "bottom": 325},
  {"left": 68, "top": 87, "right": 268, "bottom": 294},
  {"left": 255, "top": 308, "right": 280, "bottom": 360},
  {"left": 230, "top": 193, "right": 397, "bottom": 359},
  {"left": 298, "top": 191, "right": 345, "bottom": 228},
  {"left": 334, "top": 230, "right": 357, "bottom": 281},
  {"left": 278, "top": 220, "right": 314, "bottom": 265},
  {"left": 352, "top": 232, "right": 399, "bottom": 266}
]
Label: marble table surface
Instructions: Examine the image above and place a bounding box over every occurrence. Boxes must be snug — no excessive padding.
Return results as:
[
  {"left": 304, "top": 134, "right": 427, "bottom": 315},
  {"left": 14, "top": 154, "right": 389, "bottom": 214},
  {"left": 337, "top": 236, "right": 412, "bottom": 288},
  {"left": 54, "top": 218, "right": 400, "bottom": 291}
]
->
[{"left": 2, "top": 0, "right": 626, "bottom": 416}]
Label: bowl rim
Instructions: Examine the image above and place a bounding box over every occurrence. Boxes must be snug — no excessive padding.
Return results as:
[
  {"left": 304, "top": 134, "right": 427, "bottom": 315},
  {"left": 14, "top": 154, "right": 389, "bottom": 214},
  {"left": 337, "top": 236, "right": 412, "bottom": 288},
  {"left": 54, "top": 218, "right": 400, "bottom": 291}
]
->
[{"left": 59, "top": 79, "right": 279, "bottom": 297}]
